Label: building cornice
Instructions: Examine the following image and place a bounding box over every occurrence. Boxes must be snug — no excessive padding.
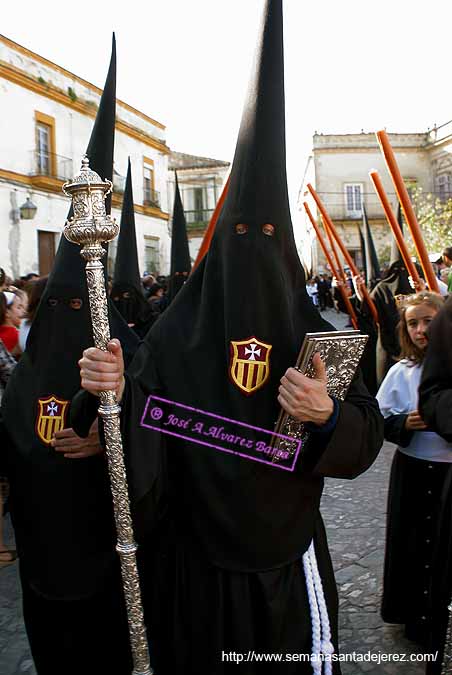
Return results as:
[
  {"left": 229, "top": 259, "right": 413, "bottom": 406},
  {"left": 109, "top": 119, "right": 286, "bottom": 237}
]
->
[
  {"left": 0, "top": 61, "right": 170, "bottom": 155},
  {"left": 0, "top": 168, "right": 169, "bottom": 221},
  {"left": 313, "top": 146, "right": 427, "bottom": 155},
  {"left": 0, "top": 34, "right": 166, "bottom": 130}
]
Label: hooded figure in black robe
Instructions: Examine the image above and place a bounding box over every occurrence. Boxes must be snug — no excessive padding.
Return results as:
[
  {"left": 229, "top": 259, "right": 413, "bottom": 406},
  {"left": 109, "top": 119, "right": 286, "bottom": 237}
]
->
[
  {"left": 370, "top": 205, "right": 412, "bottom": 383},
  {"left": 348, "top": 211, "right": 378, "bottom": 396},
  {"left": 167, "top": 172, "right": 191, "bottom": 304},
  {"left": 111, "top": 158, "right": 156, "bottom": 338},
  {"left": 88, "top": 3, "right": 383, "bottom": 673},
  {"left": 362, "top": 206, "right": 381, "bottom": 289},
  {"left": 418, "top": 297, "right": 452, "bottom": 673},
  {"left": 0, "top": 36, "right": 139, "bottom": 675}
]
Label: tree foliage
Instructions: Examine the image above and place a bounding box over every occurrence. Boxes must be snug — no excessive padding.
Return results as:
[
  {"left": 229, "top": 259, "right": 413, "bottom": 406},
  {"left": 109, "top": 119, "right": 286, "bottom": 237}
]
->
[{"left": 409, "top": 187, "right": 452, "bottom": 255}]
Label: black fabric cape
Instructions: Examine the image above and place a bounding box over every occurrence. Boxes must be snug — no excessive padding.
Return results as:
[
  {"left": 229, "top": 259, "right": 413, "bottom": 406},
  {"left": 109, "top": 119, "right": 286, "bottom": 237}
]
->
[
  {"left": 121, "top": 0, "right": 383, "bottom": 571},
  {"left": 111, "top": 158, "right": 155, "bottom": 338},
  {"left": 1, "top": 35, "right": 139, "bottom": 605},
  {"left": 167, "top": 172, "right": 191, "bottom": 303}
]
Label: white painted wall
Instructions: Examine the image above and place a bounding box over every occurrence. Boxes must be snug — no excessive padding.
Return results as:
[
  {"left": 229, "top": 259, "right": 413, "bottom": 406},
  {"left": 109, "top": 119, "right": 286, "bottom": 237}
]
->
[{"left": 0, "top": 41, "right": 170, "bottom": 278}]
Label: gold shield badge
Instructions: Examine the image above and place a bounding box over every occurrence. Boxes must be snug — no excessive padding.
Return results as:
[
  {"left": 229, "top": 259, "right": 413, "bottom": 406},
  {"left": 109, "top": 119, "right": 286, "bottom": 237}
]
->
[
  {"left": 229, "top": 337, "right": 272, "bottom": 395},
  {"left": 36, "top": 396, "right": 69, "bottom": 445}
]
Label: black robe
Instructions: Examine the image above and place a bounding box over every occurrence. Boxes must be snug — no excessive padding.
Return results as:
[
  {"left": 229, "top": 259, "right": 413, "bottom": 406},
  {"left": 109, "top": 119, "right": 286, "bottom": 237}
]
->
[
  {"left": 370, "top": 262, "right": 411, "bottom": 384},
  {"left": 419, "top": 297, "right": 452, "bottom": 672},
  {"left": 115, "top": 317, "right": 384, "bottom": 674}
]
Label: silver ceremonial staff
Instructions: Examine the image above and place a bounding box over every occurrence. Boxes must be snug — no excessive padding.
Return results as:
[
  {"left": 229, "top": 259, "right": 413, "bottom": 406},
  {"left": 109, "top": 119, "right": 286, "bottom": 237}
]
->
[{"left": 63, "top": 156, "right": 152, "bottom": 675}]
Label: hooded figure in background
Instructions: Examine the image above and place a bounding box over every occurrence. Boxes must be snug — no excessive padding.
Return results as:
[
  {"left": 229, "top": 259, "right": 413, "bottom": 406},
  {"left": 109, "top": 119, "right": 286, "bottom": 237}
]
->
[
  {"left": 371, "top": 204, "right": 413, "bottom": 383},
  {"left": 79, "top": 2, "right": 383, "bottom": 672},
  {"left": 362, "top": 205, "right": 381, "bottom": 289},
  {"left": 111, "top": 158, "right": 156, "bottom": 338},
  {"left": 167, "top": 172, "right": 191, "bottom": 305},
  {"left": 0, "top": 36, "right": 138, "bottom": 675}
]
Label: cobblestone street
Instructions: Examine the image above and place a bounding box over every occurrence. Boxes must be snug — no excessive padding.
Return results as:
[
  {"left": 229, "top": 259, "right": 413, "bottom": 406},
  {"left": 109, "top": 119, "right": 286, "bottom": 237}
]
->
[{"left": 0, "top": 310, "right": 434, "bottom": 674}]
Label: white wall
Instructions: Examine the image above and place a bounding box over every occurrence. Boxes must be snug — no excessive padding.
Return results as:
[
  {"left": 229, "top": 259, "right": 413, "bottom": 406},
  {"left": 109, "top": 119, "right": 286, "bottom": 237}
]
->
[{"left": 0, "top": 46, "right": 170, "bottom": 278}]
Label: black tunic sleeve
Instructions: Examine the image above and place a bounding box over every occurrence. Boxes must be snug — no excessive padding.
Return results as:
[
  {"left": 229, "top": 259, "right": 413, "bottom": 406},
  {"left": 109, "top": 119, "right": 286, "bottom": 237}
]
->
[
  {"left": 419, "top": 299, "right": 452, "bottom": 443},
  {"left": 382, "top": 413, "right": 413, "bottom": 447},
  {"left": 302, "top": 367, "right": 384, "bottom": 479}
]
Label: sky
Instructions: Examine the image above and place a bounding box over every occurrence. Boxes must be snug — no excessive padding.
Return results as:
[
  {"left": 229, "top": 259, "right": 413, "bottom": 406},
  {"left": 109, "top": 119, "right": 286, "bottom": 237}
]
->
[{"left": 2, "top": 0, "right": 452, "bottom": 219}]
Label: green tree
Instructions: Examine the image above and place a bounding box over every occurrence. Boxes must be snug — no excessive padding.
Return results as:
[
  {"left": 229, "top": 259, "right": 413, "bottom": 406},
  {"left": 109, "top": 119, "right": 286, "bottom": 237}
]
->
[{"left": 408, "top": 187, "right": 452, "bottom": 255}]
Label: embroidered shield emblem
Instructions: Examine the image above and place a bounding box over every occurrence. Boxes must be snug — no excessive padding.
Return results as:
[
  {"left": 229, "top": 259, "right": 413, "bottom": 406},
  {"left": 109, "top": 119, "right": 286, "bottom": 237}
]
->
[
  {"left": 229, "top": 337, "right": 272, "bottom": 395},
  {"left": 36, "top": 396, "right": 69, "bottom": 445}
]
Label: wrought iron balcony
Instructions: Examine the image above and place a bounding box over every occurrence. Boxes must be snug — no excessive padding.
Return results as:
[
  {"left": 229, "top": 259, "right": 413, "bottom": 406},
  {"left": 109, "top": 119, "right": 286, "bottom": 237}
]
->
[
  {"left": 143, "top": 187, "right": 161, "bottom": 209},
  {"left": 29, "top": 150, "right": 73, "bottom": 181},
  {"left": 184, "top": 208, "right": 214, "bottom": 230}
]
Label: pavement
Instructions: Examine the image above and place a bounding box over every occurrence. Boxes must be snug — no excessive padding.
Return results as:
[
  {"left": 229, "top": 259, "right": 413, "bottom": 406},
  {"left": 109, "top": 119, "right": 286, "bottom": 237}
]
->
[{"left": 0, "top": 308, "right": 432, "bottom": 674}]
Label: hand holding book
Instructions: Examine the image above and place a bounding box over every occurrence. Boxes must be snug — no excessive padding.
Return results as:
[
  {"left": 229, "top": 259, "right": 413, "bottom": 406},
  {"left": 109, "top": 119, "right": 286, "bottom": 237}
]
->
[{"left": 278, "top": 353, "right": 334, "bottom": 427}]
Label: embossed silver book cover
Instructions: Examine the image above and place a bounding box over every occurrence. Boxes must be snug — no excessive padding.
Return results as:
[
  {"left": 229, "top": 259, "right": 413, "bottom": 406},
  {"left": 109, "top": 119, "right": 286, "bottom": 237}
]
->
[{"left": 271, "top": 330, "right": 368, "bottom": 463}]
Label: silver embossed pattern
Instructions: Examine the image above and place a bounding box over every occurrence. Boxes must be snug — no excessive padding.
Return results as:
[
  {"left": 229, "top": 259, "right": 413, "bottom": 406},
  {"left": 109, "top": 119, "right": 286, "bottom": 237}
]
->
[
  {"left": 63, "top": 157, "right": 153, "bottom": 675},
  {"left": 272, "top": 330, "right": 368, "bottom": 464},
  {"left": 442, "top": 601, "right": 452, "bottom": 674}
]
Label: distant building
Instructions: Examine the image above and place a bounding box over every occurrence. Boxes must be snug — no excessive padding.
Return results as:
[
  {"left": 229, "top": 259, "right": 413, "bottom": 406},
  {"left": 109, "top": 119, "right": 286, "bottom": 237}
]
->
[
  {"left": 0, "top": 34, "right": 171, "bottom": 279},
  {"left": 299, "top": 125, "right": 452, "bottom": 274},
  {"left": 168, "top": 151, "right": 229, "bottom": 262}
]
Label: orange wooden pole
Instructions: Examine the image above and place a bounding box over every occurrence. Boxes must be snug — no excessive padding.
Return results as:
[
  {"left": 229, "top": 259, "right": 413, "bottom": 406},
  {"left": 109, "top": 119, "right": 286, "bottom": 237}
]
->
[
  {"left": 191, "top": 175, "right": 230, "bottom": 272},
  {"left": 307, "top": 183, "right": 380, "bottom": 325},
  {"left": 322, "top": 215, "right": 346, "bottom": 283},
  {"left": 304, "top": 202, "right": 358, "bottom": 329},
  {"left": 376, "top": 130, "right": 439, "bottom": 292},
  {"left": 369, "top": 170, "right": 421, "bottom": 288}
]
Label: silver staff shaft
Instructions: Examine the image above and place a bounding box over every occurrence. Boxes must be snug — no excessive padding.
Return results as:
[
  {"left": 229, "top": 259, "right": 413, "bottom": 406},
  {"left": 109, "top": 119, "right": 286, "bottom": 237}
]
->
[
  {"left": 442, "top": 601, "right": 452, "bottom": 674},
  {"left": 63, "top": 157, "right": 152, "bottom": 675}
]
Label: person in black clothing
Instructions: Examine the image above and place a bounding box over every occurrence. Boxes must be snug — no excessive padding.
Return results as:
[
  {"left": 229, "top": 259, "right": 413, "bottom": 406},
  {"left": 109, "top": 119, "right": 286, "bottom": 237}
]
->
[
  {"left": 78, "top": 3, "right": 383, "bottom": 673},
  {"left": 317, "top": 274, "right": 330, "bottom": 311},
  {"left": 419, "top": 295, "right": 452, "bottom": 673}
]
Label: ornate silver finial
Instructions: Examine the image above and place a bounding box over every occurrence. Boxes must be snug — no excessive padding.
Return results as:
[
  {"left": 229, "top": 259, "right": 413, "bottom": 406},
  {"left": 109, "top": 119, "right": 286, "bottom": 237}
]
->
[{"left": 62, "top": 155, "right": 118, "bottom": 260}]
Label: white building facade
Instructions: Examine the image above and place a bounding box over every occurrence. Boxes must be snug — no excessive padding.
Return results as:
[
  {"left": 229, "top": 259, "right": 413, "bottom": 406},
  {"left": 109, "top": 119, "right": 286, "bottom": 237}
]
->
[
  {"left": 167, "top": 152, "right": 229, "bottom": 262},
  {"left": 300, "top": 128, "right": 452, "bottom": 274},
  {"left": 0, "top": 35, "right": 171, "bottom": 279}
]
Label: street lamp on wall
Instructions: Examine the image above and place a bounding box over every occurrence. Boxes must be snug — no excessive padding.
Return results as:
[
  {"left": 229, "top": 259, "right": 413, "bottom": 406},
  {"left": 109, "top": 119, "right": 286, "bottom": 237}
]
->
[{"left": 20, "top": 196, "right": 37, "bottom": 220}]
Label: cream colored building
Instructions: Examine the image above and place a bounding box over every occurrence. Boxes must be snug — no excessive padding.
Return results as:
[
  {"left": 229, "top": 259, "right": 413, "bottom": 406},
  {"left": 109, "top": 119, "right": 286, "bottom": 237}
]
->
[
  {"left": 0, "top": 34, "right": 171, "bottom": 279},
  {"left": 168, "top": 151, "right": 229, "bottom": 262},
  {"left": 300, "top": 125, "right": 452, "bottom": 274}
]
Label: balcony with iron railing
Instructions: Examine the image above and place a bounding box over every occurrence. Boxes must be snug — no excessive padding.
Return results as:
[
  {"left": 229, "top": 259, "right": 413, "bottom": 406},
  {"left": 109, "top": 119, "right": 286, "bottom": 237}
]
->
[
  {"left": 143, "top": 186, "right": 161, "bottom": 209},
  {"left": 312, "top": 192, "right": 400, "bottom": 221},
  {"left": 29, "top": 150, "right": 73, "bottom": 182},
  {"left": 184, "top": 208, "right": 214, "bottom": 230}
]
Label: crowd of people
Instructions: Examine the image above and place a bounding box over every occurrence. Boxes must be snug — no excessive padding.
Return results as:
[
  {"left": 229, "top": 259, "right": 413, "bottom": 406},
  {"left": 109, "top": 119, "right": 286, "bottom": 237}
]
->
[{"left": 2, "top": 246, "right": 452, "bottom": 673}]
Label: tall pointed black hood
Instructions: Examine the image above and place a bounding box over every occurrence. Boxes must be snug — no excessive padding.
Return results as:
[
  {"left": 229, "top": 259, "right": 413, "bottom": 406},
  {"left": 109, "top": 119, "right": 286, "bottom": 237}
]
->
[
  {"left": 362, "top": 206, "right": 381, "bottom": 287},
  {"left": 168, "top": 172, "right": 191, "bottom": 303},
  {"left": 390, "top": 203, "right": 405, "bottom": 266},
  {"left": 111, "top": 159, "right": 155, "bottom": 336},
  {"left": 358, "top": 225, "right": 368, "bottom": 282},
  {"left": 131, "top": 0, "right": 329, "bottom": 571},
  {"left": 1, "top": 35, "right": 139, "bottom": 600},
  {"left": 113, "top": 159, "right": 141, "bottom": 295},
  {"left": 385, "top": 203, "right": 412, "bottom": 295}
]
